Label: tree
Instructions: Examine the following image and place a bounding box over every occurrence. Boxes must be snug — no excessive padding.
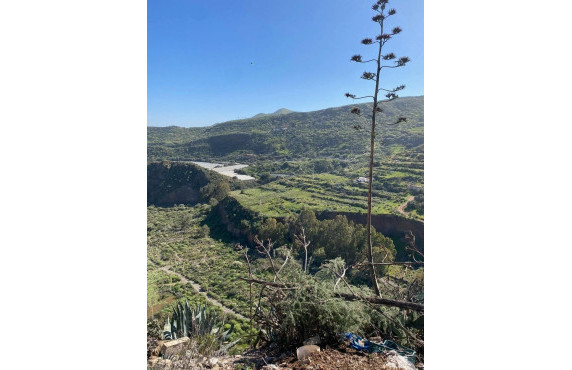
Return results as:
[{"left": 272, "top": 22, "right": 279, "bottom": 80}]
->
[{"left": 345, "top": 0, "right": 410, "bottom": 296}]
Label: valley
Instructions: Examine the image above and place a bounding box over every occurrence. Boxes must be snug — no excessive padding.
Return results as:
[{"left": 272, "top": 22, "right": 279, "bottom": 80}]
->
[{"left": 147, "top": 96, "right": 424, "bottom": 366}]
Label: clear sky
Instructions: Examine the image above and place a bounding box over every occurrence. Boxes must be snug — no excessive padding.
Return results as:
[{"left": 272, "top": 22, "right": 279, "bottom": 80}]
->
[{"left": 148, "top": 0, "right": 423, "bottom": 127}]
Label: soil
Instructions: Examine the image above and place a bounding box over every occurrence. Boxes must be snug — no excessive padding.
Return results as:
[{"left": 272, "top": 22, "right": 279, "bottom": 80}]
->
[
  {"left": 149, "top": 342, "right": 421, "bottom": 369},
  {"left": 396, "top": 195, "right": 414, "bottom": 216},
  {"left": 276, "top": 343, "right": 418, "bottom": 370}
]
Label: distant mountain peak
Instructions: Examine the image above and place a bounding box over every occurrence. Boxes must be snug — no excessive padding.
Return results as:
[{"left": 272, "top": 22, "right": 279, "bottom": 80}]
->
[
  {"left": 272, "top": 108, "right": 294, "bottom": 115},
  {"left": 252, "top": 108, "right": 294, "bottom": 118}
]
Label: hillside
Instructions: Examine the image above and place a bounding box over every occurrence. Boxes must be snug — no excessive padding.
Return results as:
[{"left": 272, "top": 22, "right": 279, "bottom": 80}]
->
[
  {"left": 147, "top": 97, "right": 425, "bottom": 367},
  {"left": 147, "top": 96, "right": 423, "bottom": 163}
]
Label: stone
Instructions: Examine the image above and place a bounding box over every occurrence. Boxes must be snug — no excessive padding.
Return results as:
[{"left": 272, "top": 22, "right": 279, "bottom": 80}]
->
[
  {"left": 207, "top": 357, "right": 219, "bottom": 367},
  {"left": 296, "top": 345, "right": 320, "bottom": 360},
  {"left": 160, "top": 337, "right": 190, "bottom": 357},
  {"left": 148, "top": 356, "right": 160, "bottom": 367},
  {"left": 152, "top": 340, "right": 165, "bottom": 356}
]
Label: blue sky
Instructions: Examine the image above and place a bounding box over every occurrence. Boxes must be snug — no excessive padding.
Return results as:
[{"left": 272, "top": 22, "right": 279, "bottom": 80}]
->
[{"left": 148, "top": 0, "right": 423, "bottom": 127}]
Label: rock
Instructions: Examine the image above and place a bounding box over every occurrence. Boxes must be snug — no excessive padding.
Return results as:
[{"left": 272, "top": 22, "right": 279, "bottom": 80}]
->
[
  {"left": 152, "top": 340, "right": 165, "bottom": 356},
  {"left": 261, "top": 365, "right": 280, "bottom": 369},
  {"left": 148, "top": 356, "right": 160, "bottom": 367},
  {"left": 207, "top": 357, "right": 219, "bottom": 367},
  {"left": 160, "top": 337, "right": 190, "bottom": 357},
  {"left": 296, "top": 345, "right": 320, "bottom": 360},
  {"left": 157, "top": 359, "right": 172, "bottom": 368}
]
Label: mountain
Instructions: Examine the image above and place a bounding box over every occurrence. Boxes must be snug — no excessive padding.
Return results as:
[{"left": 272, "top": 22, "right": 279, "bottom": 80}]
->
[
  {"left": 252, "top": 108, "right": 294, "bottom": 118},
  {"left": 271, "top": 108, "right": 294, "bottom": 115},
  {"left": 148, "top": 96, "right": 423, "bottom": 162}
]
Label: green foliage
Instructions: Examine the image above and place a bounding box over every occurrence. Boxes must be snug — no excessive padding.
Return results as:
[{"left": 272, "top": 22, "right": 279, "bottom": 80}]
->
[
  {"left": 148, "top": 161, "right": 231, "bottom": 206},
  {"left": 248, "top": 255, "right": 423, "bottom": 351},
  {"left": 148, "top": 97, "right": 423, "bottom": 163},
  {"left": 270, "top": 268, "right": 369, "bottom": 347},
  {"left": 200, "top": 181, "right": 230, "bottom": 201},
  {"left": 257, "top": 218, "right": 287, "bottom": 246},
  {"left": 404, "top": 193, "right": 424, "bottom": 215},
  {"left": 252, "top": 209, "right": 396, "bottom": 270},
  {"left": 148, "top": 204, "right": 255, "bottom": 317},
  {"left": 232, "top": 172, "right": 421, "bottom": 221},
  {"left": 164, "top": 301, "right": 234, "bottom": 345},
  {"left": 147, "top": 271, "right": 161, "bottom": 313}
]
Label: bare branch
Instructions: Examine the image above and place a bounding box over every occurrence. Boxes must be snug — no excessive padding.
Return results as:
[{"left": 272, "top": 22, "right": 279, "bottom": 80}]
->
[
  {"left": 254, "top": 236, "right": 284, "bottom": 284},
  {"left": 349, "top": 95, "right": 374, "bottom": 100},
  {"left": 354, "top": 261, "right": 423, "bottom": 267},
  {"left": 294, "top": 228, "right": 311, "bottom": 273},
  {"left": 275, "top": 246, "right": 291, "bottom": 281},
  {"left": 325, "top": 262, "right": 424, "bottom": 346},
  {"left": 237, "top": 276, "right": 295, "bottom": 289},
  {"left": 335, "top": 292, "right": 424, "bottom": 312},
  {"left": 404, "top": 231, "right": 424, "bottom": 262}
]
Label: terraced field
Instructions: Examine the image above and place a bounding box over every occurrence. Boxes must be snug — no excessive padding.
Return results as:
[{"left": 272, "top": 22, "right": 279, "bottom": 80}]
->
[
  {"left": 232, "top": 168, "right": 423, "bottom": 221},
  {"left": 147, "top": 205, "right": 255, "bottom": 318}
]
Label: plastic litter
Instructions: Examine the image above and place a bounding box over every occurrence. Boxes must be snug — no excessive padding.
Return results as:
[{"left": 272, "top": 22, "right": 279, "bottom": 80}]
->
[{"left": 344, "top": 333, "right": 416, "bottom": 365}]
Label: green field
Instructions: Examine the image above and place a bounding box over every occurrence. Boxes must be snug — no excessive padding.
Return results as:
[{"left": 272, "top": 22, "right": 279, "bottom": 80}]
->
[{"left": 232, "top": 172, "right": 422, "bottom": 221}]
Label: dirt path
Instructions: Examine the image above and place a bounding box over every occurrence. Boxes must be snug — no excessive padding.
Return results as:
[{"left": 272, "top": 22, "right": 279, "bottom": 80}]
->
[
  {"left": 155, "top": 263, "right": 247, "bottom": 320},
  {"left": 397, "top": 195, "right": 414, "bottom": 216}
]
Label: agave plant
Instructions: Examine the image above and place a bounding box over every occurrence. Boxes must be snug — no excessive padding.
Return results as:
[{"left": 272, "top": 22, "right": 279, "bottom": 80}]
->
[{"left": 163, "top": 300, "right": 235, "bottom": 347}]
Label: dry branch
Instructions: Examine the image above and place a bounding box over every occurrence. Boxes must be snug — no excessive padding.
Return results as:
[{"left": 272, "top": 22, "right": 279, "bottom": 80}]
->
[{"left": 334, "top": 292, "right": 424, "bottom": 312}]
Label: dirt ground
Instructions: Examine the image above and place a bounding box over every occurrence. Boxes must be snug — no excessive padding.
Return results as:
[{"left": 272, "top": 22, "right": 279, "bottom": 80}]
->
[
  {"left": 149, "top": 342, "right": 422, "bottom": 369},
  {"left": 275, "top": 343, "right": 419, "bottom": 370}
]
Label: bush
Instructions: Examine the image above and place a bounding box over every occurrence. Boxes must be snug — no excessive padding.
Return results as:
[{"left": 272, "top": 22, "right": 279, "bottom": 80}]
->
[{"left": 251, "top": 262, "right": 369, "bottom": 348}]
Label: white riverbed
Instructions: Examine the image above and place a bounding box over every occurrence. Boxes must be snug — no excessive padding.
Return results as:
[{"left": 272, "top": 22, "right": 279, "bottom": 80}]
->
[{"left": 191, "top": 161, "right": 255, "bottom": 181}]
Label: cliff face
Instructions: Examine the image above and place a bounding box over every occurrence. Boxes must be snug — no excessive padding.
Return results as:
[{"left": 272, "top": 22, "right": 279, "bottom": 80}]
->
[
  {"left": 317, "top": 211, "right": 424, "bottom": 260},
  {"left": 214, "top": 197, "right": 262, "bottom": 245},
  {"left": 216, "top": 196, "right": 424, "bottom": 260},
  {"left": 318, "top": 212, "right": 424, "bottom": 250},
  {"left": 147, "top": 161, "right": 212, "bottom": 206}
]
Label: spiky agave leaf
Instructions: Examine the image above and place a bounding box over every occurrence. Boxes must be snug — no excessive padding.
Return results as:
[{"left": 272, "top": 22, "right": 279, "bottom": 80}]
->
[
  {"left": 163, "top": 317, "right": 172, "bottom": 340},
  {"left": 221, "top": 323, "right": 234, "bottom": 341},
  {"left": 185, "top": 300, "right": 192, "bottom": 335},
  {"left": 220, "top": 338, "right": 241, "bottom": 352},
  {"left": 171, "top": 316, "right": 177, "bottom": 340},
  {"left": 182, "top": 307, "right": 187, "bottom": 337}
]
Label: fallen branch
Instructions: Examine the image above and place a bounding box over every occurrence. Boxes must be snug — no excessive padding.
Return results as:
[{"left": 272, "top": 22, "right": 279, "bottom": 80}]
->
[
  {"left": 355, "top": 261, "right": 424, "bottom": 267},
  {"left": 326, "top": 265, "right": 424, "bottom": 347},
  {"left": 237, "top": 277, "right": 294, "bottom": 289},
  {"left": 334, "top": 292, "right": 424, "bottom": 312}
]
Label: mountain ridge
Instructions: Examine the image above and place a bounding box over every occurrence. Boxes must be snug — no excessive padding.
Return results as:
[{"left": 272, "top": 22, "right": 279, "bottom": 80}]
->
[
  {"left": 252, "top": 108, "right": 295, "bottom": 119},
  {"left": 148, "top": 96, "right": 423, "bottom": 162}
]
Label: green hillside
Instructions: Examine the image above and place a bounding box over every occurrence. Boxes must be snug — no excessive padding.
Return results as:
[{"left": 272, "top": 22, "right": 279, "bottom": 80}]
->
[{"left": 147, "top": 96, "right": 424, "bottom": 163}]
